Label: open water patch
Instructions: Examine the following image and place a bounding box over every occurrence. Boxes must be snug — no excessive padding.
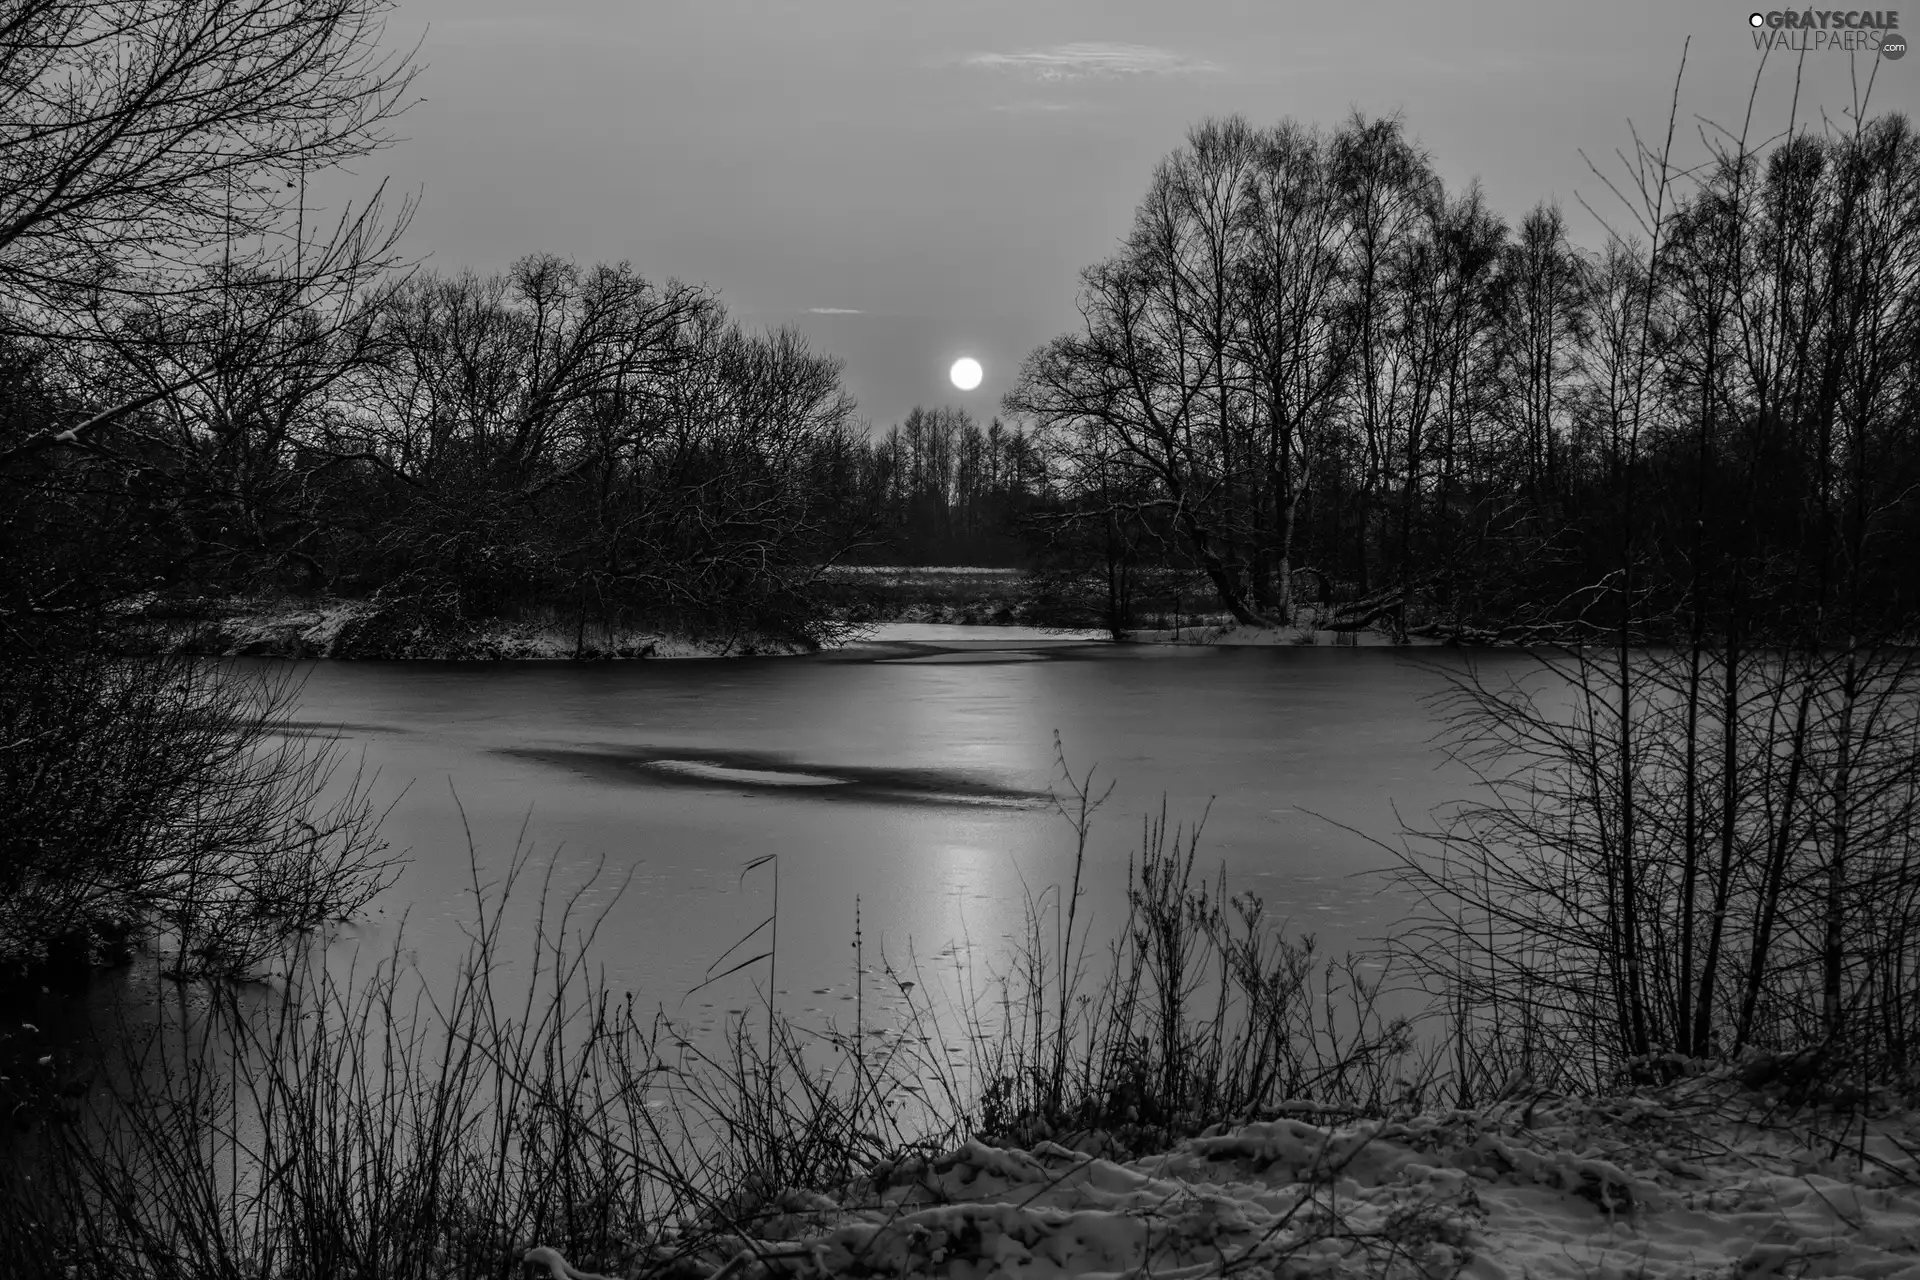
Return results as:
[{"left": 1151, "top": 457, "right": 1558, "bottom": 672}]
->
[{"left": 500, "top": 745, "right": 1048, "bottom": 809}]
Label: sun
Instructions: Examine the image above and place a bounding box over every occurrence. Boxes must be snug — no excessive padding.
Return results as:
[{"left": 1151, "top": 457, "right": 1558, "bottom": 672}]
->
[{"left": 949, "top": 357, "right": 983, "bottom": 391}]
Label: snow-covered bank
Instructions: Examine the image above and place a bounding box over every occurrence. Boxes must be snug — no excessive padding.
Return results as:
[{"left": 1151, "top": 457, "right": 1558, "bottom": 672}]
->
[
  {"left": 534, "top": 1084, "right": 1920, "bottom": 1280},
  {"left": 121, "top": 596, "right": 810, "bottom": 660},
  {"left": 1124, "top": 622, "right": 1443, "bottom": 648},
  {"left": 850, "top": 623, "right": 1110, "bottom": 644}
]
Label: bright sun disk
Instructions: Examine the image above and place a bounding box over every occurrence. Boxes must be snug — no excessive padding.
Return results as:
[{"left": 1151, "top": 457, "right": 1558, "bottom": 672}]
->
[{"left": 949, "top": 357, "right": 983, "bottom": 390}]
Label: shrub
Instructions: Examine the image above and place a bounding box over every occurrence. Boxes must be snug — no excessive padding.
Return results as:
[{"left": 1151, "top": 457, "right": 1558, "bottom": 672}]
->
[{"left": 0, "top": 651, "right": 396, "bottom": 985}]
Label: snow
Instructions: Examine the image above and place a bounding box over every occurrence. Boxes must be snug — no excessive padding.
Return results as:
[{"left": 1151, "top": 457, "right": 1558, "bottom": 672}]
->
[
  {"left": 532, "top": 1080, "right": 1920, "bottom": 1279},
  {"left": 1126, "top": 623, "right": 1441, "bottom": 648},
  {"left": 828, "top": 567, "right": 1025, "bottom": 577},
  {"left": 648, "top": 761, "right": 847, "bottom": 787},
  {"left": 134, "top": 596, "right": 811, "bottom": 660},
  {"left": 853, "top": 623, "right": 1109, "bottom": 643}
]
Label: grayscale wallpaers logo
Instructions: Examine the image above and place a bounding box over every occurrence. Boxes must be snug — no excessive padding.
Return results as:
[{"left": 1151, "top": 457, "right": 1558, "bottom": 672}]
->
[{"left": 1748, "top": 10, "right": 1905, "bottom": 58}]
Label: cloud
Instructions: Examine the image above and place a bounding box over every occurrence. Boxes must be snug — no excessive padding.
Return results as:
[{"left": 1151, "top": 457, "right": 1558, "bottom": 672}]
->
[
  {"left": 964, "top": 42, "right": 1222, "bottom": 82},
  {"left": 990, "top": 99, "right": 1084, "bottom": 114},
  {"left": 807, "top": 307, "right": 864, "bottom": 315}
]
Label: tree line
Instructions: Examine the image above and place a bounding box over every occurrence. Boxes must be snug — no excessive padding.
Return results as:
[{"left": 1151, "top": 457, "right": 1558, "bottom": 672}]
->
[
  {"left": 3, "top": 251, "right": 888, "bottom": 649},
  {"left": 842, "top": 406, "right": 1045, "bottom": 567},
  {"left": 1006, "top": 108, "right": 1920, "bottom": 646},
  {"left": 0, "top": 2, "right": 905, "bottom": 656},
  {"left": 6, "top": 15, "right": 1914, "bottom": 655}
]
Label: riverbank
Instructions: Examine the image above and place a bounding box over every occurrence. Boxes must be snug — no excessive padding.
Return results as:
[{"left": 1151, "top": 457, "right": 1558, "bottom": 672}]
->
[
  {"left": 113, "top": 594, "right": 812, "bottom": 660},
  {"left": 821, "top": 569, "right": 1480, "bottom": 647},
  {"left": 109, "top": 583, "right": 1504, "bottom": 662},
  {"left": 1123, "top": 620, "right": 1445, "bottom": 647}
]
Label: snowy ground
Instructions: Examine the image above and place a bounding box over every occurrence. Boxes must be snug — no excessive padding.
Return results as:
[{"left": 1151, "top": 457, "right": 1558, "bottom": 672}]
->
[
  {"left": 1124, "top": 622, "right": 1440, "bottom": 648},
  {"left": 127, "top": 596, "right": 810, "bottom": 660},
  {"left": 533, "top": 1078, "right": 1920, "bottom": 1280}
]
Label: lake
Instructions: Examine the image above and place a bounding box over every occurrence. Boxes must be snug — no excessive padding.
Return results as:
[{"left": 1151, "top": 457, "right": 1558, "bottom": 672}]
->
[{"left": 236, "top": 626, "right": 1529, "bottom": 1042}]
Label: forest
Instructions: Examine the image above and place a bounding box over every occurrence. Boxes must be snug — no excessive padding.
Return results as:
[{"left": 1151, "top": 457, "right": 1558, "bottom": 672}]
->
[
  {"left": 1009, "top": 109, "right": 1920, "bottom": 646},
  {"left": 11, "top": 105, "right": 1915, "bottom": 653}
]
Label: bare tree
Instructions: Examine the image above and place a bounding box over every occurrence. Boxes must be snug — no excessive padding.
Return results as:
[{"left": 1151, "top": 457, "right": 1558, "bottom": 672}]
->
[
  {"left": 1232, "top": 120, "right": 1356, "bottom": 622},
  {"left": 1010, "top": 117, "right": 1359, "bottom": 628},
  {"left": 1496, "top": 204, "right": 1587, "bottom": 505},
  {"left": 0, "top": 0, "right": 416, "bottom": 461},
  {"left": 1327, "top": 112, "right": 1438, "bottom": 606}
]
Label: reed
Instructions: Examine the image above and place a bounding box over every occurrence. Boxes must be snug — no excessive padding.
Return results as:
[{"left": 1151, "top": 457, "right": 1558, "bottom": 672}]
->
[{"left": 0, "top": 757, "right": 1442, "bottom": 1279}]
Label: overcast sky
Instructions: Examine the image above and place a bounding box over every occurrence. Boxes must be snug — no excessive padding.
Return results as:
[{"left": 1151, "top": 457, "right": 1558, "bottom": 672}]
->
[{"left": 369, "top": 0, "right": 1916, "bottom": 433}]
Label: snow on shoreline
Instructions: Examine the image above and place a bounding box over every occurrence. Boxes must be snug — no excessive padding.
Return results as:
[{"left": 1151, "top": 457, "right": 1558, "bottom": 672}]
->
[
  {"left": 140, "top": 598, "right": 1115, "bottom": 661},
  {"left": 532, "top": 1088, "right": 1920, "bottom": 1280},
  {"left": 124, "top": 596, "right": 1665, "bottom": 661},
  {"left": 1122, "top": 622, "right": 1444, "bottom": 648},
  {"left": 131, "top": 596, "right": 811, "bottom": 661}
]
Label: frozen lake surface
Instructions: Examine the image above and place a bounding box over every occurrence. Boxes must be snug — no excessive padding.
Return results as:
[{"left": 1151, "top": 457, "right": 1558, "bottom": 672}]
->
[{"left": 236, "top": 631, "right": 1530, "bottom": 1039}]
